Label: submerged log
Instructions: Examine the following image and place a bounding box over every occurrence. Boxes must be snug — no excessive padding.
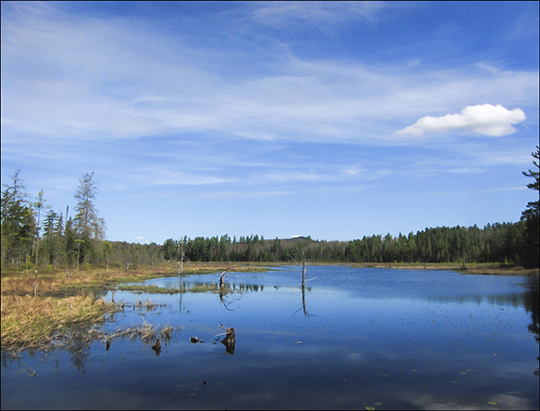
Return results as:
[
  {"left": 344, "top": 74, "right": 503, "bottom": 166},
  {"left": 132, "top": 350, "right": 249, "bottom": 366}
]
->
[
  {"left": 152, "top": 338, "right": 161, "bottom": 356},
  {"left": 220, "top": 327, "right": 235, "bottom": 355}
]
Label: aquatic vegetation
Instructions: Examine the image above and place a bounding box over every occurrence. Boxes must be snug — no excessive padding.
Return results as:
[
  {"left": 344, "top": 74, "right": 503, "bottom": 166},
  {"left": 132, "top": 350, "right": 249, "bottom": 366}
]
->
[
  {"left": 102, "top": 321, "right": 174, "bottom": 344},
  {"left": 116, "top": 284, "right": 181, "bottom": 294},
  {"left": 1, "top": 294, "right": 116, "bottom": 350}
]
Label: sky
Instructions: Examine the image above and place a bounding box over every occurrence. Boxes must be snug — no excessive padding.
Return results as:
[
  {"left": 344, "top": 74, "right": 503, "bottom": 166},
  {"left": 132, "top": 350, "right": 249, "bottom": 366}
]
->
[{"left": 1, "top": 1, "right": 539, "bottom": 245}]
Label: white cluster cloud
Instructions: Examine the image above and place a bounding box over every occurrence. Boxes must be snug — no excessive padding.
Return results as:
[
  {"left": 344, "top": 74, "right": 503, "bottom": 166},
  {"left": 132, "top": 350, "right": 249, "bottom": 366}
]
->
[{"left": 397, "top": 103, "right": 526, "bottom": 137}]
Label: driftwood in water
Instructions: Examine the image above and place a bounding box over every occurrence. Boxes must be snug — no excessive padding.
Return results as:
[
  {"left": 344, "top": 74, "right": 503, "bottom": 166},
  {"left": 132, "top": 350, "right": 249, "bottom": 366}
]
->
[
  {"left": 218, "top": 325, "right": 235, "bottom": 355},
  {"left": 219, "top": 270, "right": 230, "bottom": 289},
  {"left": 152, "top": 338, "right": 162, "bottom": 356}
]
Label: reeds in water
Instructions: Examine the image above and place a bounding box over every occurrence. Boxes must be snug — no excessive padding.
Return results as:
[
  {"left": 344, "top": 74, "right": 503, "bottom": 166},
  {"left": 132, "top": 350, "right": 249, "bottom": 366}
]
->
[{"left": 1, "top": 294, "right": 114, "bottom": 350}]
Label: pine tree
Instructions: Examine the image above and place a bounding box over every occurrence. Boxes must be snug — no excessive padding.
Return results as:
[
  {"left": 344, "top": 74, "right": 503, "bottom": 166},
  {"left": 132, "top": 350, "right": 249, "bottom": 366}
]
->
[
  {"left": 1, "top": 170, "right": 35, "bottom": 269},
  {"left": 73, "top": 172, "right": 104, "bottom": 264},
  {"left": 521, "top": 146, "right": 539, "bottom": 268}
]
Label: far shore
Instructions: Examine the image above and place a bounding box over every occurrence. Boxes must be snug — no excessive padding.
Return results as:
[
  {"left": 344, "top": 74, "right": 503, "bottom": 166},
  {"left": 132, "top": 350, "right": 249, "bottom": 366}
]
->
[{"left": 343, "top": 262, "right": 540, "bottom": 276}]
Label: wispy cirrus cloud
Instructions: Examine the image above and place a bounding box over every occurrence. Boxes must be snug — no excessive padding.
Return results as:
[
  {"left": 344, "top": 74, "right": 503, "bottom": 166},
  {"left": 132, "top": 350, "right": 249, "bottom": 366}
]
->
[
  {"left": 247, "top": 1, "right": 389, "bottom": 27},
  {"left": 2, "top": 3, "right": 537, "bottom": 149},
  {"left": 397, "top": 104, "right": 527, "bottom": 137},
  {"left": 135, "top": 168, "right": 235, "bottom": 186}
]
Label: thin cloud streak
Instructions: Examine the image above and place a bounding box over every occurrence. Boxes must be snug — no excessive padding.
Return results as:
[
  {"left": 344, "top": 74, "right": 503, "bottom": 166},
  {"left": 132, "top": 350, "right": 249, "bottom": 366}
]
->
[
  {"left": 247, "top": 1, "right": 389, "bottom": 28},
  {"left": 428, "top": 186, "right": 527, "bottom": 197},
  {"left": 2, "top": 5, "right": 538, "bottom": 148},
  {"left": 135, "top": 169, "right": 236, "bottom": 186}
]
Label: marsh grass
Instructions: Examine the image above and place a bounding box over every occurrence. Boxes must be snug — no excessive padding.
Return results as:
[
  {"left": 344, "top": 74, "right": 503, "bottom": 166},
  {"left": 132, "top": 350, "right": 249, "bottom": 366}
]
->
[
  {"left": 347, "top": 262, "right": 539, "bottom": 276},
  {"left": 1, "top": 262, "right": 254, "bottom": 351},
  {"left": 116, "top": 283, "right": 234, "bottom": 294},
  {"left": 190, "top": 284, "right": 220, "bottom": 293},
  {"left": 1, "top": 294, "right": 115, "bottom": 350},
  {"left": 1, "top": 293, "right": 176, "bottom": 352},
  {"left": 97, "top": 321, "right": 176, "bottom": 345},
  {"left": 116, "top": 285, "right": 181, "bottom": 294},
  {"left": 1, "top": 261, "right": 269, "bottom": 298}
]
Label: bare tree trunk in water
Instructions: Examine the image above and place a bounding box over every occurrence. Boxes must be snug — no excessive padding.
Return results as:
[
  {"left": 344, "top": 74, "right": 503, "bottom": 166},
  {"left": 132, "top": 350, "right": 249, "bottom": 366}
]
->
[
  {"left": 180, "top": 239, "right": 184, "bottom": 274},
  {"left": 302, "top": 260, "right": 306, "bottom": 291}
]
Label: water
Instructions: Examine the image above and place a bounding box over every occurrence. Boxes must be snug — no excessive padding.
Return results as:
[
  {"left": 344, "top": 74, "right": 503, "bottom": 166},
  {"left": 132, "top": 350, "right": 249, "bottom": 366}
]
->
[{"left": 2, "top": 266, "right": 538, "bottom": 410}]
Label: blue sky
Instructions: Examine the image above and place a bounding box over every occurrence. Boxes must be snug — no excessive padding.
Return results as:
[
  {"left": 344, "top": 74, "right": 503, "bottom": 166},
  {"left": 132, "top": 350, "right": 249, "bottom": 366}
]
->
[{"left": 1, "top": 1, "right": 539, "bottom": 244}]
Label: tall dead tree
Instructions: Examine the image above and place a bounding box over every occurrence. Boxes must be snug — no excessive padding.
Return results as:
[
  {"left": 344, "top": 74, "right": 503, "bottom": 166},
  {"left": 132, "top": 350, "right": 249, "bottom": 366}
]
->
[
  {"left": 177, "top": 237, "right": 185, "bottom": 275},
  {"left": 302, "top": 259, "right": 307, "bottom": 291},
  {"left": 291, "top": 256, "right": 316, "bottom": 318},
  {"left": 33, "top": 269, "right": 38, "bottom": 297}
]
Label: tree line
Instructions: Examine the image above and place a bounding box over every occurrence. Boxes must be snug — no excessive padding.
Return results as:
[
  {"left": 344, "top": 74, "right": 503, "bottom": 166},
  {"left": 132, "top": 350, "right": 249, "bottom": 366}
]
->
[
  {"left": 2, "top": 146, "right": 538, "bottom": 270},
  {"left": 1, "top": 171, "right": 106, "bottom": 271},
  {"left": 162, "top": 145, "right": 538, "bottom": 268},
  {"left": 160, "top": 221, "right": 532, "bottom": 266}
]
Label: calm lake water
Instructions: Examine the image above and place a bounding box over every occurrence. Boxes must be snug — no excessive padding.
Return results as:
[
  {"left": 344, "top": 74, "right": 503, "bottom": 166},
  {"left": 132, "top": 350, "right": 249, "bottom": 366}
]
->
[{"left": 2, "top": 266, "right": 539, "bottom": 410}]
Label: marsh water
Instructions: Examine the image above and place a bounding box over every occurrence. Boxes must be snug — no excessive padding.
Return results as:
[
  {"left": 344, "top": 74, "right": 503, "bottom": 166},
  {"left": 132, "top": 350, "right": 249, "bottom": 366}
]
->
[{"left": 2, "top": 266, "right": 539, "bottom": 410}]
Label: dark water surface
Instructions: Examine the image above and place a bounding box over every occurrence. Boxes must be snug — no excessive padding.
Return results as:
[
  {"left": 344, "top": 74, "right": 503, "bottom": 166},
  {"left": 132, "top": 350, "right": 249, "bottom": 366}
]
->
[{"left": 2, "top": 266, "right": 539, "bottom": 410}]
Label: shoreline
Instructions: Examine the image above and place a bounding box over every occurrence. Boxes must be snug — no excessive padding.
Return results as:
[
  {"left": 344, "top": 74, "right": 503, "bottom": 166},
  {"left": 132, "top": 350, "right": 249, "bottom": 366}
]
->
[{"left": 1, "top": 261, "right": 537, "bottom": 351}]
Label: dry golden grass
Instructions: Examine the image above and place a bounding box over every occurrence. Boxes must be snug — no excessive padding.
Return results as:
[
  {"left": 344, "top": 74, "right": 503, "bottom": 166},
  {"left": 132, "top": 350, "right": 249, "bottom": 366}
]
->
[
  {"left": 347, "top": 261, "right": 539, "bottom": 276},
  {"left": 0, "top": 261, "right": 269, "bottom": 297},
  {"left": 0, "top": 261, "right": 265, "bottom": 351},
  {"left": 1, "top": 294, "right": 113, "bottom": 350},
  {"left": 102, "top": 320, "right": 174, "bottom": 344}
]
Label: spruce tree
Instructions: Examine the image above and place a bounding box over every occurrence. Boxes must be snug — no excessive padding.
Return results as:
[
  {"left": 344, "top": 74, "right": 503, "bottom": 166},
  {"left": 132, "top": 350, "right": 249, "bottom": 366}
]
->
[{"left": 521, "top": 146, "right": 539, "bottom": 268}]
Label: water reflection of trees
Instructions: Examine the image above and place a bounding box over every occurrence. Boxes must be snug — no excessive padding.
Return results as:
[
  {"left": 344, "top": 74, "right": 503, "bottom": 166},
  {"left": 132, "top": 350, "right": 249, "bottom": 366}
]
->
[
  {"left": 65, "top": 329, "right": 91, "bottom": 373},
  {"left": 424, "top": 280, "right": 539, "bottom": 353},
  {"left": 292, "top": 285, "right": 316, "bottom": 319},
  {"left": 427, "top": 278, "right": 539, "bottom": 376},
  {"left": 522, "top": 280, "right": 539, "bottom": 376},
  {"left": 183, "top": 281, "right": 266, "bottom": 294},
  {"left": 0, "top": 325, "right": 93, "bottom": 375},
  {"left": 219, "top": 286, "right": 244, "bottom": 311},
  {"left": 426, "top": 292, "right": 533, "bottom": 308}
]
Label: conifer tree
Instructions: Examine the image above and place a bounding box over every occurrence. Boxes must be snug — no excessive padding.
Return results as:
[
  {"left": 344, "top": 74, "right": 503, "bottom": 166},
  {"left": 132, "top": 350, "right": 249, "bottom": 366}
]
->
[
  {"left": 73, "top": 172, "right": 104, "bottom": 264},
  {"left": 521, "top": 145, "right": 539, "bottom": 268},
  {"left": 1, "top": 170, "right": 35, "bottom": 268}
]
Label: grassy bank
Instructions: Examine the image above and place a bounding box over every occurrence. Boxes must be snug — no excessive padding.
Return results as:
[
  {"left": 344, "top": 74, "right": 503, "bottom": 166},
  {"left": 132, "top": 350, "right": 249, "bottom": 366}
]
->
[
  {"left": 1, "top": 294, "right": 115, "bottom": 350},
  {"left": 116, "top": 283, "right": 231, "bottom": 294},
  {"left": 0, "top": 261, "right": 270, "bottom": 297},
  {"left": 0, "top": 261, "right": 266, "bottom": 351},
  {"left": 346, "top": 261, "right": 539, "bottom": 276}
]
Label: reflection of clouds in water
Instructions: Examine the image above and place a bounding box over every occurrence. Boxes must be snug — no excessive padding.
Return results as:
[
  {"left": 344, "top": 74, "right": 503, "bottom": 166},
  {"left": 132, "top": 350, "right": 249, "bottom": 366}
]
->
[
  {"left": 492, "top": 361, "right": 537, "bottom": 379},
  {"left": 345, "top": 352, "right": 366, "bottom": 363},
  {"left": 237, "top": 389, "right": 276, "bottom": 403},
  {"left": 407, "top": 393, "right": 532, "bottom": 410}
]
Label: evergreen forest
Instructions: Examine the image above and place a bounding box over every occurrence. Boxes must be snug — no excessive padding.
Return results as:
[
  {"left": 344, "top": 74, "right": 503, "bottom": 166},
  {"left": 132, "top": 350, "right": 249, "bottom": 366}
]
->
[{"left": 2, "top": 147, "right": 538, "bottom": 271}]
